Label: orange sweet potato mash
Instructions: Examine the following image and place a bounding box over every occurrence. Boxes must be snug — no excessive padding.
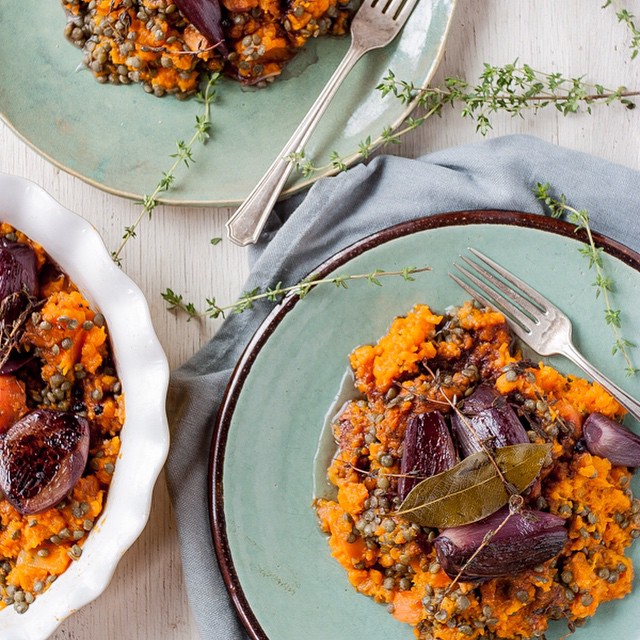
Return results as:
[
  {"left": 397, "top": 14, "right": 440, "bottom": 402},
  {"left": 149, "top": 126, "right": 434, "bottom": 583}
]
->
[
  {"left": 0, "top": 223, "right": 124, "bottom": 614},
  {"left": 316, "top": 301, "right": 637, "bottom": 639},
  {"left": 62, "top": 0, "right": 354, "bottom": 94}
]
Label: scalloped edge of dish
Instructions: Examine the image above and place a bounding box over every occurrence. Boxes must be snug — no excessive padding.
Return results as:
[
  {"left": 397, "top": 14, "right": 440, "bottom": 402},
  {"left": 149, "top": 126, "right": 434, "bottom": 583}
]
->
[
  {"left": 0, "top": 172, "right": 170, "bottom": 640},
  {"left": 0, "top": 0, "right": 456, "bottom": 207}
]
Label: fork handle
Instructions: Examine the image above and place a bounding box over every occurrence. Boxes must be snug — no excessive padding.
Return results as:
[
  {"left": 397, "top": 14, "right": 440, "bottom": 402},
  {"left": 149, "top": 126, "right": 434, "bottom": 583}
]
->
[
  {"left": 561, "top": 343, "right": 640, "bottom": 420},
  {"left": 226, "top": 43, "right": 365, "bottom": 247}
]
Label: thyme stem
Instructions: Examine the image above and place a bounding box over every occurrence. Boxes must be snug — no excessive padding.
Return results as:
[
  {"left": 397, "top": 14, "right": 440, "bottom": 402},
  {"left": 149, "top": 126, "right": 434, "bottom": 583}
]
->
[
  {"left": 161, "top": 266, "right": 431, "bottom": 320},
  {"left": 111, "top": 73, "right": 220, "bottom": 265},
  {"left": 535, "top": 182, "right": 638, "bottom": 376},
  {"left": 291, "top": 63, "right": 639, "bottom": 179}
]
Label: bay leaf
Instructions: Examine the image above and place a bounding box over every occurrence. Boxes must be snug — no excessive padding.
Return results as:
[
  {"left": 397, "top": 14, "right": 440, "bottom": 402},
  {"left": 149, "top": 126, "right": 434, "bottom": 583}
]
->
[{"left": 396, "top": 443, "right": 551, "bottom": 529}]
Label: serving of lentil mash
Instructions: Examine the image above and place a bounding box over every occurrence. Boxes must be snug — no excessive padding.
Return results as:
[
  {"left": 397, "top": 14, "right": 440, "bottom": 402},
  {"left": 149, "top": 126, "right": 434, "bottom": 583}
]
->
[
  {"left": 61, "top": 0, "right": 354, "bottom": 95},
  {"left": 315, "top": 301, "right": 639, "bottom": 639},
  {"left": 0, "top": 223, "right": 124, "bottom": 615}
]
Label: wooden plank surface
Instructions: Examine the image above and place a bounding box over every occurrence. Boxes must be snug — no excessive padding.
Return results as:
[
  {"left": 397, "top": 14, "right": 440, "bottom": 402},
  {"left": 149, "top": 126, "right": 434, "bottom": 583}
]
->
[{"left": 0, "top": 1, "right": 639, "bottom": 638}]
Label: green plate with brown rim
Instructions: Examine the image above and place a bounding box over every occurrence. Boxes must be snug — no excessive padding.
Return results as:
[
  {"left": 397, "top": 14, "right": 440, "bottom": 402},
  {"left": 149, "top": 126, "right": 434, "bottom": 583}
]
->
[
  {"left": 210, "top": 211, "right": 640, "bottom": 640},
  {"left": 0, "top": 0, "right": 455, "bottom": 206}
]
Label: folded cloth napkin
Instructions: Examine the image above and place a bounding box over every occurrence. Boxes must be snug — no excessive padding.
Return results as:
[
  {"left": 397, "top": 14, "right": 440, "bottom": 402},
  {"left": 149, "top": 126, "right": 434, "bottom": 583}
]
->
[{"left": 166, "top": 134, "right": 640, "bottom": 639}]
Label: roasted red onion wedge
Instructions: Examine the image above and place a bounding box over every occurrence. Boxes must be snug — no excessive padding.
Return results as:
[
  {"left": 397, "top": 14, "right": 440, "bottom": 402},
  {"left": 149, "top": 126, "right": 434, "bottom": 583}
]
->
[
  {"left": 451, "top": 385, "right": 528, "bottom": 457},
  {"left": 0, "top": 239, "right": 40, "bottom": 371},
  {"left": 0, "top": 238, "right": 38, "bottom": 302},
  {"left": 175, "top": 0, "right": 228, "bottom": 55},
  {"left": 398, "top": 411, "right": 457, "bottom": 500},
  {"left": 0, "top": 409, "right": 90, "bottom": 514},
  {"left": 0, "top": 352, "right": 33, "bottom": 375},
  {"left": 0, "top": 238, "right": 39, "bottom": 322},
  {"left": 583, "top": 412, "right": 640, "bottom": 467},
  {"left": 434, "top": 507, "right": 567, "bottom": 581}
]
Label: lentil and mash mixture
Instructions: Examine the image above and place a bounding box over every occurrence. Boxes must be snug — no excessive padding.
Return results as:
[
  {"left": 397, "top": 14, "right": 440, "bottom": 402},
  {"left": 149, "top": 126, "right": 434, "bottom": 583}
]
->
[
  {"left": 315, "top": 301, "right": 639, "bottom": 639},
  {"left": 61, "top": 0, "right": 354, "bottom": 96},
  {"left": 0, "top": 223, "right": 124, "bottom": 614}
]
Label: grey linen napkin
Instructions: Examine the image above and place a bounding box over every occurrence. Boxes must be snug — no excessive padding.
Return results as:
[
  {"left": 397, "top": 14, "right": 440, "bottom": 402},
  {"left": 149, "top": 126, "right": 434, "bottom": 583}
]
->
[{"left": 165, "top": 134, "right": 640, "bottom": 639}]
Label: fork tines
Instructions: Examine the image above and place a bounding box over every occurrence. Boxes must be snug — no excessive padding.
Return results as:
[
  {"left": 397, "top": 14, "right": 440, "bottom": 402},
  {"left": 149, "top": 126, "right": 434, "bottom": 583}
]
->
[{"left": 449, "top": 248, "right": 549, "bottom": 335}]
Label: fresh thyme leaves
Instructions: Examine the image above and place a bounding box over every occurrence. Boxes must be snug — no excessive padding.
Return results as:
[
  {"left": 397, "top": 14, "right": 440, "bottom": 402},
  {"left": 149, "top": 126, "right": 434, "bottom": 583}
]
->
[
  {"left": 535, "top": 182, "right": 639, "bottom": 376},
  {"left": 603, "top": 0, "right": 640, "bottom": 59},
  {"left": 382, "top": 63, "right": 638, "bottom": 131},
  {"left": 111, "top": 73, "right": 220, "bottom": 266},
  {"left": 291, "top": 63, "right": 639, "bottom": 179},
  {"left": 161, "top": 266, "right": 430, "bottom": 320}
]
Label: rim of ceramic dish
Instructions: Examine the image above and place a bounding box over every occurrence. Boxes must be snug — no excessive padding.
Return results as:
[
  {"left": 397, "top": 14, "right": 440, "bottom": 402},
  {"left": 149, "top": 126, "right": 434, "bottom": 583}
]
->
[
  {"left": 208, "top": 209, "right": 640, "bottom": 640},
  {"left": 0, "top": 172, "right": 170, "bottom": 639},
  {"left": 0, "top": 1, "right": 456, "bottom": 208}
]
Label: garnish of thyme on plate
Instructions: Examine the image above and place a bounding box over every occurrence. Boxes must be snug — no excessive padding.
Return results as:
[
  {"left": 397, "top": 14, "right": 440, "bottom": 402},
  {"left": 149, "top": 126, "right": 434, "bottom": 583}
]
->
[
  {"left": 535, "top": 182, "right": 639, "bottom": 376},
  {"left": 161, "top": 266, "right": 431, "bottom": 320},
  {"left": 289, "top": 62, "right": 639, "bottom": 178},
  {"left": 111, "top": 73, "right": 220, "bottom": 266}
]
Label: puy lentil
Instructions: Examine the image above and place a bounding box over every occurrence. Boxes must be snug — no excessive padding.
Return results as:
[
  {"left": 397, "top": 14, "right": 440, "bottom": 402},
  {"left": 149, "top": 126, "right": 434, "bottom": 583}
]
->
[{"left": 14, "top": 601, "right": 28, "bottom": 614}]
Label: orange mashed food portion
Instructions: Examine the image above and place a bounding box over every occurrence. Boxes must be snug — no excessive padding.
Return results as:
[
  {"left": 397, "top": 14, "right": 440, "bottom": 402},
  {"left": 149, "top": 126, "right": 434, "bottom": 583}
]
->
[
  {"left": 0, "top": 223, "right": 125, "bottom": 612},
  {"left": 316, "top": 301, "right": 637, "bottom": 640},
  {"left": 62, "top": 0, "right": 354, "bottom": 94}
]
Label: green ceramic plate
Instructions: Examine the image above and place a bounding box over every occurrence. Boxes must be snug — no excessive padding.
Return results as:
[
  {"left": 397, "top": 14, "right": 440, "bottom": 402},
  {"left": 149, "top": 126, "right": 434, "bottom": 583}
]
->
[
  {"left": 0, "top": 0, "right": 455, "bottom": 206},
  {"left": 211, "top": 211, "right": 640, "bottom": 640}
]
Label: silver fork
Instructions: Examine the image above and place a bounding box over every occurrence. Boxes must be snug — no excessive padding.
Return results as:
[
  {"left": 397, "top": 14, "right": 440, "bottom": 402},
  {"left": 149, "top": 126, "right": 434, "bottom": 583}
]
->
[
  {"left": 450, "top": 247, "right": 640, "bottom": 420},
  {"left": 225, "top": 0, "right": 420, "bottom": 246}
]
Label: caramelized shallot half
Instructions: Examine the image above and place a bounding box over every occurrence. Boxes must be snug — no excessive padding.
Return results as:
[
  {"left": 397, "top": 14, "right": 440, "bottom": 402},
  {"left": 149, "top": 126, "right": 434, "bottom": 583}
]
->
[
  {"left": 398, "top": 411, "right": 457, "bottom": 500},
  {"left": 451, "top": 385, "right": 528, "bottom": 457},
  {"left": 0, "top": 237, "right": 39, "bottom": 324},
  {"left": 583, "top": 412, "right": 640, "bottom": 467},
  {"left": 0, "top": 409, "right": 90, "bottom": 514},
  {"left": 0, "top": 238, "right": 38, "bottom": 303},
  {"left": 0, "top": 238, "right": 39, "bottom": 373},
  {"left": 434, "top": 507, "right": 567, "bottom": 581}
]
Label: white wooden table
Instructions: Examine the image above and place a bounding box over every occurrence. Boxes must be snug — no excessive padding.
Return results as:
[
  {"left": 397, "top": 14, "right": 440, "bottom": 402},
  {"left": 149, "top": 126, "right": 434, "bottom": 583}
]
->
[{"left": 1, "top": 1, "right": 639, "bottom": 637}]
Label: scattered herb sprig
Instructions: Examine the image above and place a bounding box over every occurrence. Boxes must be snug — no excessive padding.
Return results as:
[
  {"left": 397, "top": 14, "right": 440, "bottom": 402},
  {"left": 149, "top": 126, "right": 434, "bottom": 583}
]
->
[
  {"left": 161, "top": 266, "right": 430, "bottom": 320},
  {"left": 0, "top": 293, "right": 41, "bottom": 371},
  {"left": 535, "top": 182, "right": 639, "bottom": 376},
  {"left": 290, "top": 63, "right": 639, "bottom": 179},
  {"left": 603, "top": 0, "right": 640, "bottom": 59},
  {"left": 111, "top": 73, "right": 220, "bottom": 265}
]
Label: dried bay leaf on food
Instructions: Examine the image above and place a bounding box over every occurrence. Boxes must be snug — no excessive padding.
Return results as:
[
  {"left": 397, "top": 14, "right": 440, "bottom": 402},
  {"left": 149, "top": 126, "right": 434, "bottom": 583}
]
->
[{"left": 396, "top": 443, "right": 551, "bottom": 528}]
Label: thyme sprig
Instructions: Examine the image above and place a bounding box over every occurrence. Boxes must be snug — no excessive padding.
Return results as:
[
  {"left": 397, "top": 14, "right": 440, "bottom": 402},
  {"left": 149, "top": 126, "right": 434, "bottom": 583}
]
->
[
  {"left": 290, "top": 63, "right": 639, "bottom": 178},
  {"left": 535, "top": 182, "right": 639, "bottom": 376},
  {"left": 603, "top": 0, "right": 640, "bottom": 59},
  {"left": 0, "top": 293, "right": 41, "bottom": 371},
  {"left": 111, "top": 73, "right": 220, "bottom": 265},
  {"left": 161, "top": 266, "right": 430, "bottom": 320}
]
